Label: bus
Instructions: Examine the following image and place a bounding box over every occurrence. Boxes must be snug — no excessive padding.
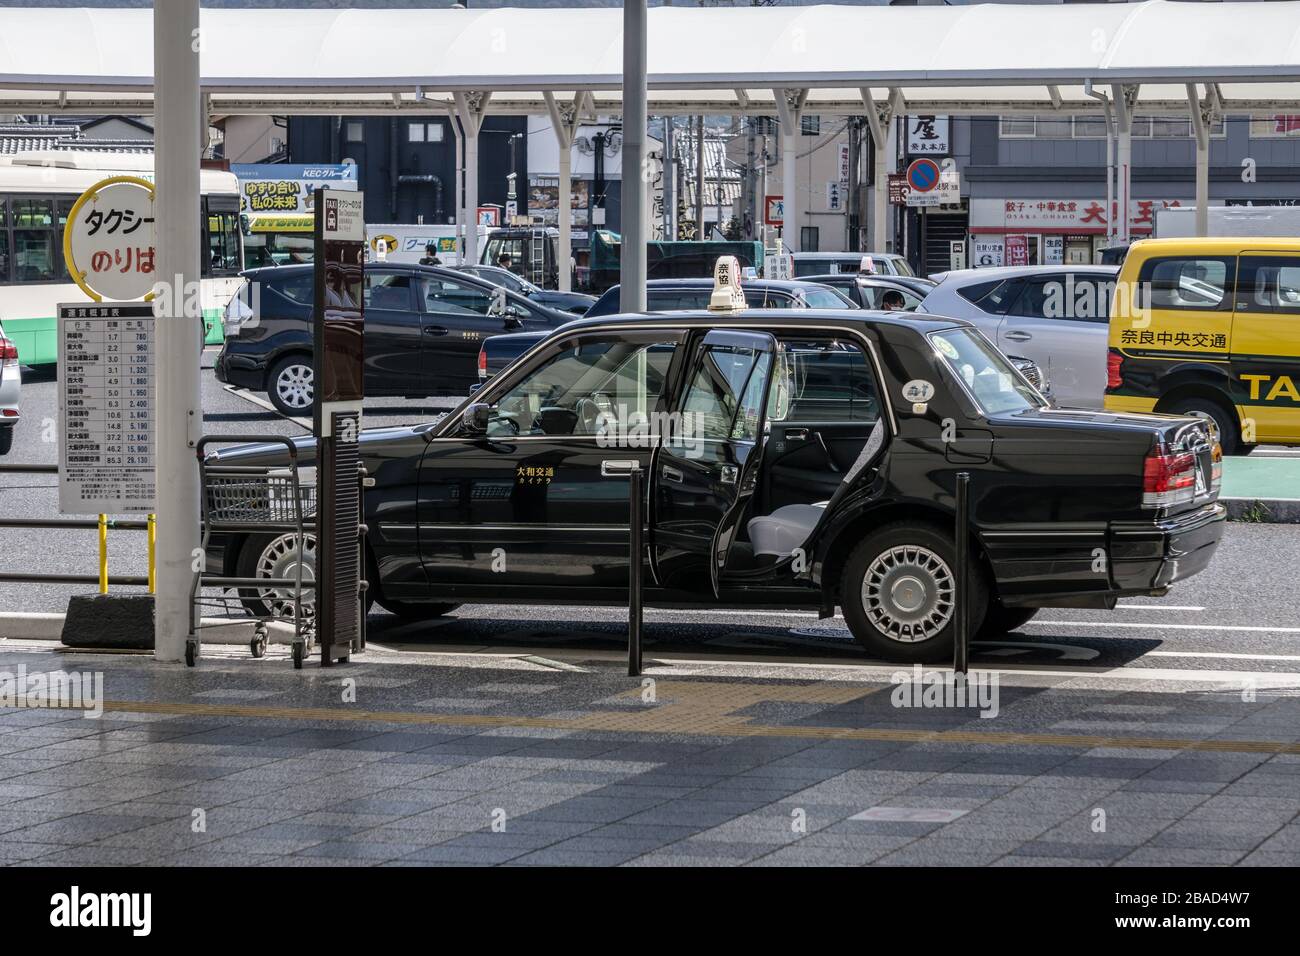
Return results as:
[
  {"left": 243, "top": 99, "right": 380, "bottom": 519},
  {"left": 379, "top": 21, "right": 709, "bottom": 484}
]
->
[{"left": 0, "top": 151, "right": 244, "bottom": 366}]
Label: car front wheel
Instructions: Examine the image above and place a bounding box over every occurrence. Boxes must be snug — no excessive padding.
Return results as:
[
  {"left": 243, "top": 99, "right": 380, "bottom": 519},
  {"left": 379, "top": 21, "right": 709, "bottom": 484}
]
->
[
  {"left": 268, "top": 355, "right": 314, "bottom": 416},
  {"left": 840, "top": 521, "right": 987, "bottom": 664}
]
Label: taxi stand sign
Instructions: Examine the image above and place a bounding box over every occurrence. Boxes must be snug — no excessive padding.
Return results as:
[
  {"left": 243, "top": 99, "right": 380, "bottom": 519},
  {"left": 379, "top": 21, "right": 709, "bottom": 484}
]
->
[
  {"left": 709, "top": 256, "right": 748, "bottom": 312},
  {"left": 63, "top": 177, "right": 158, "bottom": 303}
]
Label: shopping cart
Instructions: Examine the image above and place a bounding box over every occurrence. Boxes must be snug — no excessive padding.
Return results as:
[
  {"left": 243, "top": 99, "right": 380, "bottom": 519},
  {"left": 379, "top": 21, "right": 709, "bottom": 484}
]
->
[{"left": 187, "top": 435, "right": 316, "bottom": 668}]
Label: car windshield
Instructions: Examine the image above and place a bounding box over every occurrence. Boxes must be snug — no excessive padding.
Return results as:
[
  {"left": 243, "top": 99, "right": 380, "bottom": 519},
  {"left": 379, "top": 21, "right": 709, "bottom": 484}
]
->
[{"left": 928, "top": 328, "right": 1045, "bottom": 416}]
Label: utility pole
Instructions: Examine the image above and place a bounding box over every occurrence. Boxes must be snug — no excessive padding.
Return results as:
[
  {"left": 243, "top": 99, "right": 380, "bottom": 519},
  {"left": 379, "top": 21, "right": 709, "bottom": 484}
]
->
[
  {"left": 695, "top": 115, "right": 705, "bottom": 240},
  {"left": 620, "top": 0, "right": 647, "bottom": 312}
]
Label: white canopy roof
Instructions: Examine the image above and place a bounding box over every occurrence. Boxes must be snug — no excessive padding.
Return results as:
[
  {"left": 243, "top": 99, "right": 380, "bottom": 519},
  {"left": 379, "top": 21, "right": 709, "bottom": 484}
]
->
[{"left": 2, "top": 2, "right": 1300, "bottom": 116}]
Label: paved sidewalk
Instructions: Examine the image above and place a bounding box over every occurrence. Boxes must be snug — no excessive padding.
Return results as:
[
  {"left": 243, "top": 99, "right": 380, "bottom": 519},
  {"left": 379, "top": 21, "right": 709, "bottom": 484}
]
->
[{"left": 0, "top": 643, "right": 1298, "bottom": 867}]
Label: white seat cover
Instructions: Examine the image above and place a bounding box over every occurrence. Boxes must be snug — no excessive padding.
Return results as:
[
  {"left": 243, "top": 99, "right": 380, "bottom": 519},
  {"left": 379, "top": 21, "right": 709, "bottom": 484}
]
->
[{"left": 745, "top": 419, "right": 885, "bottom": 559}]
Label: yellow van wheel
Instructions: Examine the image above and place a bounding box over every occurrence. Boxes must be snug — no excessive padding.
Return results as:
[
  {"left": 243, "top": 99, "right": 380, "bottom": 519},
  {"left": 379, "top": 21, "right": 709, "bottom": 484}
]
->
[{"left": 1162, "top": 395, "right": 1243, "bottom": 455}]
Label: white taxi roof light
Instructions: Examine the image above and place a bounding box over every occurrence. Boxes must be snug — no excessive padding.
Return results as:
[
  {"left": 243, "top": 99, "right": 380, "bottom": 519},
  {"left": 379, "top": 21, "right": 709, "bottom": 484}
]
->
[
  {"left": 859, "top": 255, "right": 877, "bottom": 274},
  {"left": 709, "top": 256, "right": 748, "bottom": 312}
]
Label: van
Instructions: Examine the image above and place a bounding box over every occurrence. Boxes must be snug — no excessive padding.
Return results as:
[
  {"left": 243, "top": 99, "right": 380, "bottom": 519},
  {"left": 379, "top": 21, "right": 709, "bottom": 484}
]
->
[{"left": 1104, "top": 236, "right": 1300, "bottom": 453}]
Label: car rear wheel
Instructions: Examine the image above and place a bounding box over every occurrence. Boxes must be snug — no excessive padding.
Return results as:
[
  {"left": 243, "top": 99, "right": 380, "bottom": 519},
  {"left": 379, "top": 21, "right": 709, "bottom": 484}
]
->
[
  {"left": 1163, "top": 395, "right": 1241, "bottom": 455},
  {"left": 840, "top": 522, "right": 987, "bottom": 664},
  {"left": 268, "top": 354, "right": 314, "bottom": 416},
  {"left": 0, "top": 426, "right": 12, "bottom": 456},
  {"left": 236, "top": 532, "right": 317, "bottom": 619}
]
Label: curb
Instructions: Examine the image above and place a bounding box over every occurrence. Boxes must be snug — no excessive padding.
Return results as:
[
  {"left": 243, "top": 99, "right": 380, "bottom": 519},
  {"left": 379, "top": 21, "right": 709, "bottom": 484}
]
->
[
  {"left": 0, "top": 613, "right": 298, "bottom": 645},
  {"left": 1223, "top": 498, "right": 1300, "bottom": 524}
]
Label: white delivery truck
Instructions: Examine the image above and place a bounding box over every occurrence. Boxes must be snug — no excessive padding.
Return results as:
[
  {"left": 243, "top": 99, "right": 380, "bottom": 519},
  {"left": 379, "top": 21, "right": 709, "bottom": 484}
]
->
[
  {"left": 1155, "top": 204, "right": 1300, "bottom": 239},
  {"left": 364, "top": 223, "right": 494, "bottom": 266}
]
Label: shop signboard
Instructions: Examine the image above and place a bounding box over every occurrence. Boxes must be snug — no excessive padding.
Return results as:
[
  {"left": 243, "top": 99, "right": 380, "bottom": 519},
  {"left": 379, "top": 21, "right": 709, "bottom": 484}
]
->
[
  {"left": 972, "top": 237, "right": 1004, "bottom": 268},
  {"left": 1005, "top": 234, "right": 1030, "bottom": 267},
  {"left": 232, "top": 163, "right": 357, "bottom": 216}
]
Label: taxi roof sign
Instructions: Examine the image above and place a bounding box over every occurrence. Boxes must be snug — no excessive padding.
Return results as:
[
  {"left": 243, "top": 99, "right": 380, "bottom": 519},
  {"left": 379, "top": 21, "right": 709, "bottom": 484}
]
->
[
  {"left": 859, "top": 255, "right": 877, "bottom": 274},
  {"left": 708, "top": 256, "right": 748, "bottom": 312}
]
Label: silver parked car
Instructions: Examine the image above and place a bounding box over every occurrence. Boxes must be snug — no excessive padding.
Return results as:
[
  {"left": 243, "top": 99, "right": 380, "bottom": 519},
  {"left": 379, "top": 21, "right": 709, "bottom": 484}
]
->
[
  {"left": 919, "top": 265, "right": 1118, "bottom": 409},
  {"left": 791, "top": 251, "right": 915, "bottom": 278},
  {"left": 0, "top": 324, "right": 20, "bottom": 455}
]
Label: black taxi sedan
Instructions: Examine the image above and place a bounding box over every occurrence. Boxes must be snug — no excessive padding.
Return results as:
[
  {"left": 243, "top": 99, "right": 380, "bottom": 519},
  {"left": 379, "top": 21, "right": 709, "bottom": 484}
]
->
[{"left": 206, "top": 309, "right": 1225, "bottom": 663}]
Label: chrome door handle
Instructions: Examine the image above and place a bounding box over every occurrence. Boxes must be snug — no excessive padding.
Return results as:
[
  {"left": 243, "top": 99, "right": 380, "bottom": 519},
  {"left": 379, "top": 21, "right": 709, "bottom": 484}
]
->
[
  {"left": 601, "top": 459, "right": 641, "bottom": 478},
  {"left": 719, "top": 464, "right": 739, "bottom": 485},
  {"left": 1004, "top": 330, "right": 1032, "bottom": 342},
  {"left": 786, "top": 428, "right": 809, "bottom": 441},
  {"left": 662, "top": 464, "right": 684, "bottom": 483}
]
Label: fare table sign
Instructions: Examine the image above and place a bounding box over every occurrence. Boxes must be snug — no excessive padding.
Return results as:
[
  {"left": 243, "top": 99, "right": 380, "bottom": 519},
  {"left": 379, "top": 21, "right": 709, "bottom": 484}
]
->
[{"left": 57, "top": 303, "right": 156, "bottom": 515}]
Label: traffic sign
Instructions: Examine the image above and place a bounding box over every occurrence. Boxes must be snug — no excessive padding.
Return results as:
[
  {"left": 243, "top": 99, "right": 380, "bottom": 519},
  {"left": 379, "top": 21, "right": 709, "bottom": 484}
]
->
[
  {"left": 63, "top": 177, "right": 157, "bottom": 302},
  {"left": 764, "top": 195, "right": 784, "bottom": 226},
  {"left": 906, "top": 158, "right": 941, "bottom": 194}
]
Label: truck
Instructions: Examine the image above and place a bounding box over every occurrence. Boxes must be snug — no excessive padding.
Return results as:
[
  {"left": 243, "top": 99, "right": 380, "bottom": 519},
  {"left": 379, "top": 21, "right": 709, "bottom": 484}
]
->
[{"left": 1155, "top": 204, "right": 1300, "bottom": 239}]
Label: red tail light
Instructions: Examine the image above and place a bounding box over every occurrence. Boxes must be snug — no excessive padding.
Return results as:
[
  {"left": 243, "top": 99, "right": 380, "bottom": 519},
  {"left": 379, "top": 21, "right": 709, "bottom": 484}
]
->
[
  {"left": 1106, "top": 349, "right": 1124, "bottom": 390},
  {"left": 1142, "top": 443, "right": 1197, "bottom": 508},
  {"left": 0, "top": 336, "right": 17, "bottom": 366},
  {"left": 477, "top": 344, "right": 487, "bottom": 380}
]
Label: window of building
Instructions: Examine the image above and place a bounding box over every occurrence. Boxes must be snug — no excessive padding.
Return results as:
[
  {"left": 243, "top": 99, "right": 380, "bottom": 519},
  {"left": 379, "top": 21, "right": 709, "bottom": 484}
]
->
[
  {"left": 800, "top": 226, "right": 820, "bottom": 252},
  {"left": 408, "top": 122, "right": 425, "bottom": 143},
  {"left": 346, "top": 121, "right": 364, "bottom": 143},
  {"left": 999, "top": 116, "right": 1037, "bottom": 138},
  {"left": 801, "top": 115, "right": 820, "bottom": 136},
  {"left": 408, "top": 122, "right": 444, "bottom": 144}
]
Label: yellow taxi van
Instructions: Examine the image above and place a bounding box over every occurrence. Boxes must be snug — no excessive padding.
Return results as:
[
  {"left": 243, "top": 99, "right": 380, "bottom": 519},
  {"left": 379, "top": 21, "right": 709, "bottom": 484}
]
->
[{"left": 1105, "top": 236, "right": 1300, "bottom": 453}]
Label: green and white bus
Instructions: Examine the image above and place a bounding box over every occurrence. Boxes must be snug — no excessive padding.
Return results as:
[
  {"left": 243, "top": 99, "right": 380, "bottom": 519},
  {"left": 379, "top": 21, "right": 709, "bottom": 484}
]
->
[{"left": 0, "top": 151, "right": 243, "bottom": 366}]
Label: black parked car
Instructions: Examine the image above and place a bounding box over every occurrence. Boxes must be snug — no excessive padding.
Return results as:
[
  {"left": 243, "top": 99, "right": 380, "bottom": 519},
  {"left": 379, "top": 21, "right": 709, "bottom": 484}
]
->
[
  {"left": 584, "top": 277, "right": 856, "bottom": 318},
  {"left": 456, "top": 264, "right": 596, "bottom": 316},
  {"left": 802, "top": 273, "right": 936, "bottom": 311},
  {"left": 215, "top": 263, "right": 573, "bottom": 415},
  {"left": 205, "top": 309, "right": 1224, "bottom": 663}
]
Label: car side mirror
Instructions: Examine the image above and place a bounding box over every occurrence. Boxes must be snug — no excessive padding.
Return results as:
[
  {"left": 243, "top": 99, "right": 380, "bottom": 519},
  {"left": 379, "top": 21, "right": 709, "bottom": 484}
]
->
[{"left": 462, "top": 403, "right": 491, "bottom": 434}]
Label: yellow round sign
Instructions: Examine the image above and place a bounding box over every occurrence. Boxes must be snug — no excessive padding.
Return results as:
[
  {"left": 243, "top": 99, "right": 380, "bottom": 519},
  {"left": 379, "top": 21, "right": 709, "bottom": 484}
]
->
[{"left": 62, "top": 175, "right": 157, "bottom": 302}]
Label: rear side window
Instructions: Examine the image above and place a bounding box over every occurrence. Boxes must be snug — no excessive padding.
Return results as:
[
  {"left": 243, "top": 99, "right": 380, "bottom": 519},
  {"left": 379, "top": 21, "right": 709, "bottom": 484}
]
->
[
  {"left": 1136, "top": 256, "right": 1234, "bottom": 311},
  {"left": 268, "top": 272, "right": 314, "bottom": 306},
  {"left": 771, "top": 338, "right": 880, "bottom": 423},
  {"left": 957, "top": 278, "right": 1020, "bottom": 313},
  {"left": 647, "top": 289, "right": 710, "bottom": 311},
  {"left": 1236, "top": 255, "right": 1300, "bottom": 314}
]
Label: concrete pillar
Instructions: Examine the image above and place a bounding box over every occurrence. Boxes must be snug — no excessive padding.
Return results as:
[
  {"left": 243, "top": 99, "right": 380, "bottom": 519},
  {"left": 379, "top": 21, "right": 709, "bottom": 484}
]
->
[
  {"left": 152, "top": 0, "right": 202, "bottom": 663},
  {"left": 544, "top": 92, "right": 581, "bottom": 293},
  {"left": 1112, "top": 84, "right": 1136, "bottom": 245},
  {"left": 454, "top": 91, "right": 492, "bottom": 267},
  {"left": 1187, "top": 84, "right": 1211, "bottom": 238},
  {"left": 861, "top": 88, "right": 896, "bottom": 255},
  {"left": 621, "top": 0, "right": 648, "bottom": 313},
  {"left": 773, "top": 91, "right": 803, "bottom": 251}
]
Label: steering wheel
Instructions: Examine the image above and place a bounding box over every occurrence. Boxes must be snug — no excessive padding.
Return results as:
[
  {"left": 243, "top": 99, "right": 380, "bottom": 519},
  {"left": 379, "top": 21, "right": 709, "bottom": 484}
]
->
[{"left": 576, "top": 397, "right": 604, "bottom": 435}]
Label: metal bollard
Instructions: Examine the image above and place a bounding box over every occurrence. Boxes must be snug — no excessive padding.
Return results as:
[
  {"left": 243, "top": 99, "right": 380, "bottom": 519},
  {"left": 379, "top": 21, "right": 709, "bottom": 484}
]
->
[
  {"left": 628, "top": 464, "right": 643, "bottom": 678},
  {"left": 953, "top": 471, "right": 971, "bottom": 676},
  {"left": 600, "top": 459, "right": 644, "bottom": 677}
]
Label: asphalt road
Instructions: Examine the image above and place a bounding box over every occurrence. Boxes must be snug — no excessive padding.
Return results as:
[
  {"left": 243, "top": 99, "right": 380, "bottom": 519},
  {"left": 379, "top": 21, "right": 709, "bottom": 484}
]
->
[{"left": 1, "top": 354, "right": 1297, "bottom": 682}]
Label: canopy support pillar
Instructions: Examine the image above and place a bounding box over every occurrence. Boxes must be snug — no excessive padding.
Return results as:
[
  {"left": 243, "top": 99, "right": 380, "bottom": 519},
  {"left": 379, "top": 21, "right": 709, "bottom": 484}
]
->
[
  {"left": 861, "top": 87, "right": 900, "bottom": 254},
  {"left": 1112, "top": 84, "right": 1138, "bottom": 245},
  {"left": 152, "top": 0, "right": 202, "bottom": 663},
  {"left": 544, "top": 91, "right": 583, "bottom": 292},
  {"left": 453, "top": 91, "right": 492, "bottom": 267},
  {"left": 1187, "top": 83, "right": 1217, "bottom": 238},
  {"left": 775, "top": 88, "right": 808, "bottom": 252},
  {"left": 621, "top": 0, "right": 648, "bottom": 312}
]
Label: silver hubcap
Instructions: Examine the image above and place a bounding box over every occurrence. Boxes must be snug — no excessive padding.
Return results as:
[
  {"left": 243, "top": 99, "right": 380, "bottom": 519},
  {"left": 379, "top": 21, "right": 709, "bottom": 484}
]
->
[
  {"left": 254, "top": 533, "right": 316, "bottom": 618},
  {"left": 275, "top": 363, "right": 314, "bottom": 410},
  {"left": 862, "top": 544, "right": 954, "bottom": 643}
]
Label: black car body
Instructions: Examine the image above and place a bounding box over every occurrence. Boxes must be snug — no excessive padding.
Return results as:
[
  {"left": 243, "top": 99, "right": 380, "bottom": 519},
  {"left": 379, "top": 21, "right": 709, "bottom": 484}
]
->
[
  {"left": 456, "top": 264, "right": 596, "bottom": 315},
  {"left": 585, "top": 277, "right": 855, "bottom": 319},
  {"left": 214, "top": 263, "right": 573, "bottom": 414},
  {"left": 802, "top": 273, "right": 937, "bottom": 311},
  {"left": 475, "top": 277, "right": 858, "bottom": 382},
  {"left": 207, "top": 309, "right": 1225, "bottom": 663}
]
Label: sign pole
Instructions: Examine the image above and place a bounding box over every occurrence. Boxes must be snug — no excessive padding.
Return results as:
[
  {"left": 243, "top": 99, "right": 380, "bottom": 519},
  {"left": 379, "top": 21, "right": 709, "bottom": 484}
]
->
[
  {"left": 312, "top": 186, "right": 366, "bottom": 666},
  {"left": 152, "top": 0, "right": 202, "bottom": 664}
]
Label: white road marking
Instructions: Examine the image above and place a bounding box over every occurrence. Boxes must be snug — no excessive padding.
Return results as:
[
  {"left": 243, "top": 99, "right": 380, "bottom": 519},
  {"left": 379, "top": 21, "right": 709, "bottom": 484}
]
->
[
  {"left": 1115, "top": 604, "right": 1206, "bottom": 612},
  {"left": 1031, "top": 620, "right": 1300, "bottom": 635},
  {"left": 1144, "top": 649, "right": 1300, "bottom": 662},
  {"left": 223, "top": 385, "right": 311, "bottom": 431}
]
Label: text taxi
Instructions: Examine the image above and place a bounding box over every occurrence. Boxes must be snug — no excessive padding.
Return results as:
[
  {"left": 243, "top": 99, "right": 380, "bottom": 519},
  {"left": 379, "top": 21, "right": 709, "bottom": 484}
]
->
[
  {"left": 1105, "top": 236, "right": 1300, "bottom": 453},
  {"left": 207, "top": 267, "right": 1226, "bottom": 663}
]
